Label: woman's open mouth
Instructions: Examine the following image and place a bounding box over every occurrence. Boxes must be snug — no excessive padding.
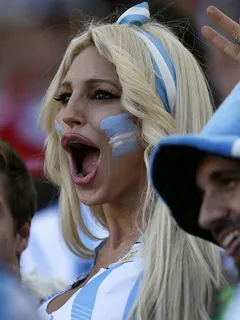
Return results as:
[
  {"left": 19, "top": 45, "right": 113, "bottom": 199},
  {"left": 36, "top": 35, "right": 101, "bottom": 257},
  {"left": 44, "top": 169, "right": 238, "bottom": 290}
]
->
[{"left": 61, "top": 133, "right": 100, "bottom": 185}]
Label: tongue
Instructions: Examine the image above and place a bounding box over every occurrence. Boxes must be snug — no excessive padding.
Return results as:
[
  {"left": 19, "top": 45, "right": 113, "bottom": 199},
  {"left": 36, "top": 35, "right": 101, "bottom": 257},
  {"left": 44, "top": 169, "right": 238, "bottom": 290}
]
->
[{"left": 82, "top": 150, "right": 99, "bottom": 176}]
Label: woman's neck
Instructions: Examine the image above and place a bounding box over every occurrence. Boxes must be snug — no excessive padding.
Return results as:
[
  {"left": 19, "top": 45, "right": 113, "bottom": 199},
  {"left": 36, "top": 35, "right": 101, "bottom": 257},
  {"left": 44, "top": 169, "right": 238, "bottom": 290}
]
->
[{"left": 102, "top": 199, "right": 141, "bottom": 251}]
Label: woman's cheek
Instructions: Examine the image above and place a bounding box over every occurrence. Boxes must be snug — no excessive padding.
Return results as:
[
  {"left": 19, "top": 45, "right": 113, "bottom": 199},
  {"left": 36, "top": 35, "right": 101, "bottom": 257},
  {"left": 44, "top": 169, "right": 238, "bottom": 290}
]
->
[{"left": 100, "top": 113, "right": 139, "bottom": 157}]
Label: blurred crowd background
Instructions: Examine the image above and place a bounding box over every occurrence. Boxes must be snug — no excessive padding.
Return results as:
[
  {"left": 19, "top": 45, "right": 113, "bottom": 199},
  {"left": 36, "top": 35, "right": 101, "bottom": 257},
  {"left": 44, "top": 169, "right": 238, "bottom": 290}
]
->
[{"left": 0, "top": 0, "right": 239, "bottom": 285}]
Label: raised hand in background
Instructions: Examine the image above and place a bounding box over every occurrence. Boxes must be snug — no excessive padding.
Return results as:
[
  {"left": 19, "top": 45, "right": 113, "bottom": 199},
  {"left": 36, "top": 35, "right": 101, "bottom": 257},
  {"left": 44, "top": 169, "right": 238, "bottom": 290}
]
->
[{"left": 202, "top": 6, "right": 240, "bottom": 63}]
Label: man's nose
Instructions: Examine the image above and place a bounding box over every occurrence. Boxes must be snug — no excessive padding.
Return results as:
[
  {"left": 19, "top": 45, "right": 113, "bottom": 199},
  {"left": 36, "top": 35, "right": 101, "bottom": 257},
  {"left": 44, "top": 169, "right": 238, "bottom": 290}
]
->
[{"left": 198, "top": 194, "right": 227, "bottom": 229}]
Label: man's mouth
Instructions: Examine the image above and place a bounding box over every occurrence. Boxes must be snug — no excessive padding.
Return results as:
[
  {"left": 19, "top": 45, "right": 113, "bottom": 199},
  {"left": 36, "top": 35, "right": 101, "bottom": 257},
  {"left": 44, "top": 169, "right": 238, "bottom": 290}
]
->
[
  {"left": 220, "top": 229, "right": 240, "bottom": 248},
  {"left": 214, "top": 225, "right": 240, "bottom": 264},
  {"left": 61, "top": 133, "right": 100, "bottom": 185}
]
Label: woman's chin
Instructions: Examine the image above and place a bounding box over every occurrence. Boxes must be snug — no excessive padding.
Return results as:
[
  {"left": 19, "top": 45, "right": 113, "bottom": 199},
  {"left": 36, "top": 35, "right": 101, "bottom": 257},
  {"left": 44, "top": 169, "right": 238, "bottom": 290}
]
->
[{"left": 76, "top": 188, "right": 109, "bottom": 207}]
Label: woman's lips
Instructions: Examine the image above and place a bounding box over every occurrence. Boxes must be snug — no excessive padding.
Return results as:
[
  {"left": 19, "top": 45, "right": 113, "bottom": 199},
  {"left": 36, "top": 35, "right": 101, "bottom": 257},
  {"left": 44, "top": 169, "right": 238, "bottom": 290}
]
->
[{"left": 61, "top": 132, "right": 98, "bottom": 151}]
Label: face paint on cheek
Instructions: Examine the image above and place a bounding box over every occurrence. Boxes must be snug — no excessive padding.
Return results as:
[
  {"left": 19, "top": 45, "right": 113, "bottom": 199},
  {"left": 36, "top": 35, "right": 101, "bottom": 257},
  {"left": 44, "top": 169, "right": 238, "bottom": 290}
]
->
[
  {"left": 100, "top": 113, "right": 139, "bottom": 156},
  {"left": 55, "top": 120, "right": 62, "bottom": 138}
]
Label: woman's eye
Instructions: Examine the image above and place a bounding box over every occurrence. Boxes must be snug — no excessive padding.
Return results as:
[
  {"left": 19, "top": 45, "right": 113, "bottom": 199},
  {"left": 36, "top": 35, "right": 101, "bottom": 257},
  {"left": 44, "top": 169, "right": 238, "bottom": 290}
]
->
[
  {"left": 89, "top": 90, "right": 118, "bottom": 101},
  {"left": 53, "top": 93, "right": 71, "bottom": 106}
]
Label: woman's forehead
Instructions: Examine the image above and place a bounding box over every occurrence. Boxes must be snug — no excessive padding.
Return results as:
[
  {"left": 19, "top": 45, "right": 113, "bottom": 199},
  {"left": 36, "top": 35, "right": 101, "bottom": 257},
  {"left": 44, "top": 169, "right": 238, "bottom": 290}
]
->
[{"left": 63, "top": 46, "right": 120, "bottom": 87}]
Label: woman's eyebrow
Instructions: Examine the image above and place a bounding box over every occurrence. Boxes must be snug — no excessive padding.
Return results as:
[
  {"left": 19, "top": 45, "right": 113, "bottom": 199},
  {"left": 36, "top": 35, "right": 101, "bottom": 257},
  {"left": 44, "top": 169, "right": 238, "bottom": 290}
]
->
[
  {"left": 58, "top": 81, "right": 72, "bottom": 92},
  {"left": 84, "top": 78, "right": 121, "bottom": 89},
  {"left": 58, "top": 78, "right": 121, "bottom": 93}
]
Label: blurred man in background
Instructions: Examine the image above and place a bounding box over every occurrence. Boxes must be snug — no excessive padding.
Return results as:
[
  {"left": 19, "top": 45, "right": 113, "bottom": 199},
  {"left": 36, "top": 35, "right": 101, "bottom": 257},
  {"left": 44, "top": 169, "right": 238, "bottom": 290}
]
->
[
  {"left": 150, "top": 6, "right": 240, "bottom": 318},
  {"left": 0, "top": 263, "right": 39, "bottom": 320},
  {"left": 0, "top": 138, "right": 40, "bottom": 318},
  {"left": 0, "top": 139, "right": 36, "bottom": 275},
  {"left": 151, "top": 81, "right": 240, "bottom": 320},
  {"left": 0, "top": 138, "right": 67, "bottom": 304}
]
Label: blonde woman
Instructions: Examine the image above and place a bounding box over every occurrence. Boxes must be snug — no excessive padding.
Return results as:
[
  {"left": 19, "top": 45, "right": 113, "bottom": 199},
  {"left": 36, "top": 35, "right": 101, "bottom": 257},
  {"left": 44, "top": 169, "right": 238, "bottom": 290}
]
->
[{"left": 38, "top": 2, "right": 225, "bottom": 320}]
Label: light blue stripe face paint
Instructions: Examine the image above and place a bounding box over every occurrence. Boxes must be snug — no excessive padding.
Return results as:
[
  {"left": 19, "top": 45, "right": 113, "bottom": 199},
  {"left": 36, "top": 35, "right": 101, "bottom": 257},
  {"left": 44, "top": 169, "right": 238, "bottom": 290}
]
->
[
  {"left": 55, "top": 120, "right": 62, "bottom": 138},
  {"left": 100, "top": 113, "right": 139, "bottom": 156}
]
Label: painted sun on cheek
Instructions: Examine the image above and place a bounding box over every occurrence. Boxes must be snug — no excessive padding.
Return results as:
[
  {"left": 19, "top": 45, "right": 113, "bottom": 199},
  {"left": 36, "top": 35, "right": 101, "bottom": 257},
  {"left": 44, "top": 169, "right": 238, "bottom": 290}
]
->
[{"left": 100, "top": 113, "right": 139, "bottom": 156}]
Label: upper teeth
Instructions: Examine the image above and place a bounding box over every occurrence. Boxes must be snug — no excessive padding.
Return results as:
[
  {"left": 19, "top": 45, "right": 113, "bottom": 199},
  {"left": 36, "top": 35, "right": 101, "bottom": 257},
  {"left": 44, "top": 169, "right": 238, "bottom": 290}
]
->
[{"left": 222, "top": 230, "right": 240, "bottom": 248}]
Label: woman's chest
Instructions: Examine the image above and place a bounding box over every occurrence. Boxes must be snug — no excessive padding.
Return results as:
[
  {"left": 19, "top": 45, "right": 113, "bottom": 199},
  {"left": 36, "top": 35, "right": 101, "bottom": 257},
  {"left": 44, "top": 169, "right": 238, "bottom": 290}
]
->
[{"left": 38, "top": 257, "right": 143, "bottom": 320}]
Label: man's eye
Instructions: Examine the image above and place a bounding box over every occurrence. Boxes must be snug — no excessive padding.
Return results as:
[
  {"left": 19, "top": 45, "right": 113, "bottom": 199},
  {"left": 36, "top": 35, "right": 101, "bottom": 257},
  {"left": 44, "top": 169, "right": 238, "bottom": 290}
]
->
[
  {"left": 219, "top": 178, "right": 237, "bottom": 190},
  {"left": 53, "top": 93, "right": 71, "bottom": 106},
  {"left": 89, "top": 90, "right": 119, "bottom": 101}
]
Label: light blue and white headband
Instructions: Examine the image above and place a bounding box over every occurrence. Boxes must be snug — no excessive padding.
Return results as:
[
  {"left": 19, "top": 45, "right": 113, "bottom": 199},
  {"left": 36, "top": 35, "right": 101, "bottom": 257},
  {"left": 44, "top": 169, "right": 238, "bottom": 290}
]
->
[{"left": 116, "top": 2, "right": 177, "bottom": 114}]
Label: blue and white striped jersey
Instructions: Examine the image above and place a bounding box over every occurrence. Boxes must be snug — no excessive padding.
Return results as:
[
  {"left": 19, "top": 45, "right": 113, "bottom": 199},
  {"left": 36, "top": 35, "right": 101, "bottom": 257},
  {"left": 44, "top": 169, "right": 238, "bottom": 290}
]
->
[{"left": 37, "top": 240, "right": 143, "bottom": 320}]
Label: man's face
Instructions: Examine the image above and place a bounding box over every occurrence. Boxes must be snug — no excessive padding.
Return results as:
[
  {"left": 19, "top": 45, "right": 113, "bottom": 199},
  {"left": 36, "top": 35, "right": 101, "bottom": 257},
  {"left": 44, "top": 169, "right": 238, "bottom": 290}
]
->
[
  {"left": 0, "top": 174, "right": 29, "bottom": 274},
  {"left": 196, "top": 155, "right": 240, "bottom": 264}
]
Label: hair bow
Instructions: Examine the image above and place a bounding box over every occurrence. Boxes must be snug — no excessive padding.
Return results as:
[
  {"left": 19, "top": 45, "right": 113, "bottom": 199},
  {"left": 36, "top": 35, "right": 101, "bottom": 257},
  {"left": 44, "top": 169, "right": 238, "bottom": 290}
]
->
[{"left": 117, "top": 2, "right": 177, "bottom": 114}]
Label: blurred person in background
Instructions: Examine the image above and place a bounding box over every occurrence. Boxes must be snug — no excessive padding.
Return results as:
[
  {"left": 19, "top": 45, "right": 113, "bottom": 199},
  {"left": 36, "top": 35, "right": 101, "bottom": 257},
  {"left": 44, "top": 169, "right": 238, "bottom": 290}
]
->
[
  {"left": 0, "top": 137, "right": 67, "bottom": 305},
  {"left": 0, "top": 0, "right": 75, "bottom": 210},
  {"left": 0, "top": 139, "right": 36, "bottom": 276},
  {"left": 37, "top": 2, "right": 227, "bottom": 319},
  {"left": 162, "top": 0, "right": 240, "bottom": 100},
  {"left": 201, "top": 5, "right": 240, "bottom": 64},
  {"left": 151, "top": 83, "right": 240, "bottom": 320},
  {"left": 197, "top": 0, "right": 240, "bottom": 100},
  {"left": 0, "top": 263, "right": 39, "bottom": 320}
]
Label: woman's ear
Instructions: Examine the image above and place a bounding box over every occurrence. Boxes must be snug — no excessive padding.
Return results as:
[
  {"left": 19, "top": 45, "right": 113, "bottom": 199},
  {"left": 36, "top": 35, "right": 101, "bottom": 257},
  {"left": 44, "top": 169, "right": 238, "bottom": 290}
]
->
[{"left": 16, "top": 220, "right": 31, "bottom": 256}]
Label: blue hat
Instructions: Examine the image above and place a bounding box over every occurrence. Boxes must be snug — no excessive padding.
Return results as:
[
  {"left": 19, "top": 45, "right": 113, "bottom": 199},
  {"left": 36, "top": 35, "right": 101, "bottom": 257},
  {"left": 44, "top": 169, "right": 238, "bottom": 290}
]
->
[{"left": 150, "top": 82, "right": 240, "bottom": 243}]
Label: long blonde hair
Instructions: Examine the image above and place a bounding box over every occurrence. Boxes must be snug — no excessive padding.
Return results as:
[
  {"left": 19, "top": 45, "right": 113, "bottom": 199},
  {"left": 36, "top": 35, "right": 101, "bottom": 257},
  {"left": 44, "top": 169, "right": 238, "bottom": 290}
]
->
[{"left": 40, "top": 20, "right": 225, "bottom": 319}]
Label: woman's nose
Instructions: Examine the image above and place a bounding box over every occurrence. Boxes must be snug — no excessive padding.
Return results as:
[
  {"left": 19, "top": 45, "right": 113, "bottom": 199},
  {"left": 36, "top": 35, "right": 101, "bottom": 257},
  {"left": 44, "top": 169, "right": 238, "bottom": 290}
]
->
[{"left": 62, "top": 98, "right": 86, "bottom": 128}]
